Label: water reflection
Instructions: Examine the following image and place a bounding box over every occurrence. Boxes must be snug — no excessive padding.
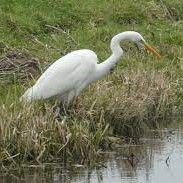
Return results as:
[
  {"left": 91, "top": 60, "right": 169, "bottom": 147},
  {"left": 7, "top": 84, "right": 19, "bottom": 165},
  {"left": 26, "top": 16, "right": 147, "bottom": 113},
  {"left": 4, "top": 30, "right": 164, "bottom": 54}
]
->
[{"left": 1, "top": 128, "right": 183, "bottom": 183}]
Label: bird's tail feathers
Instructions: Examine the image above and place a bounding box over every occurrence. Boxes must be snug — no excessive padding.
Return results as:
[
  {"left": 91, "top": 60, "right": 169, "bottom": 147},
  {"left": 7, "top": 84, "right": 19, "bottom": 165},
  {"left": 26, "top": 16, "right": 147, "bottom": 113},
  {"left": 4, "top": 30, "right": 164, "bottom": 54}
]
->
[{"left": 20, "top": 87, "right": 35, "bottom": 102}]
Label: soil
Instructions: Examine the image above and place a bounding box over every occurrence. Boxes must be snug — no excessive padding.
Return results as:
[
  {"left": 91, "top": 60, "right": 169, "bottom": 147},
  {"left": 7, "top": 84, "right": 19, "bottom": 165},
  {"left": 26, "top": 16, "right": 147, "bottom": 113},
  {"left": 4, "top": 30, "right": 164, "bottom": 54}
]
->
[{"left": 0, "top": 51, "right": 40, "bottom": 83}]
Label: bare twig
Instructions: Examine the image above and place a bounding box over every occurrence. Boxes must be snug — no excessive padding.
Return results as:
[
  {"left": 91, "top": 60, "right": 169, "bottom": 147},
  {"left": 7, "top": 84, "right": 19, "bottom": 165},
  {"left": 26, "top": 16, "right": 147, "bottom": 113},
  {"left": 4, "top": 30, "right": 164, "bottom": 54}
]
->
[
  {"left": 32, "top": 36, "right": 60, "bottom": 51},
  {"left": 45, "top": 24, "right": 79, "bottom": 46}
]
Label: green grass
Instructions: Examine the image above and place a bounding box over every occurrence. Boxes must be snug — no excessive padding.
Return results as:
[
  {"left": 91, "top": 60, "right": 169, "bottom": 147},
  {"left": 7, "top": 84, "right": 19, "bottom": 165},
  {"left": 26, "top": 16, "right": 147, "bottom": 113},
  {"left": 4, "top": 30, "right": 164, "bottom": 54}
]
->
[{"left": 0, "top": 0, "right": 183, "bottom": 165}]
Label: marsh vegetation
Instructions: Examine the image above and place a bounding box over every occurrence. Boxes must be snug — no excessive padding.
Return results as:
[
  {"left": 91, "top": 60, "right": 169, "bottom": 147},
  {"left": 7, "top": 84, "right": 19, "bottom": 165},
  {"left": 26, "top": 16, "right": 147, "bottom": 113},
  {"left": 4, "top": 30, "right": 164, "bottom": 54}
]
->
[{"left": 0, "top": 0, "right": 183, "bottom": 165}]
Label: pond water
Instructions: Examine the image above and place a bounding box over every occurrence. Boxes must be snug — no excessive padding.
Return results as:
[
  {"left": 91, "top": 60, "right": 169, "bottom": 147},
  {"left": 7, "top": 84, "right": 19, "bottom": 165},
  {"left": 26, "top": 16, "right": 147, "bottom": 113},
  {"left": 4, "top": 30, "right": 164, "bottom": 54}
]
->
[{"left": 1, "top": 126, "right": 183, "bottom": 183}]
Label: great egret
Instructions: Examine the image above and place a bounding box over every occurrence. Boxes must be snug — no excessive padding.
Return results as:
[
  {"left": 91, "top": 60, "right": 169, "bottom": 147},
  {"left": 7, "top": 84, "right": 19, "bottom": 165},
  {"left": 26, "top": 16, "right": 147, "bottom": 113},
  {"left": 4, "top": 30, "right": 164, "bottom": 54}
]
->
[{"left": 21, "top": 31, "right": 161, "bottom": 104}]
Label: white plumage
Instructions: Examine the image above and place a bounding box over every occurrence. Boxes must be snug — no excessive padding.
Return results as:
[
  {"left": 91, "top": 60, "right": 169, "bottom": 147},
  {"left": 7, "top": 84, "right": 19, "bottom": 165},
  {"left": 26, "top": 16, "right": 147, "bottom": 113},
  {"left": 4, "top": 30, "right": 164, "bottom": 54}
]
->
[
  {"left": 22, "top": 50, "right": 98, "bottom": 103},
  {"left": 21, "top": 31, "right": 160, "bottom": 103}
]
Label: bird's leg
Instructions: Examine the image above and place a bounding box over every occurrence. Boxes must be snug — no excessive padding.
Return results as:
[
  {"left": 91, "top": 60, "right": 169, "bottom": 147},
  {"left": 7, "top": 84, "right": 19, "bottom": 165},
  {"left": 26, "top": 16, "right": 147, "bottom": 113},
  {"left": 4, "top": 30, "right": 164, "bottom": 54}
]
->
[
  {"left": 60, "top": 102, "right": 68, "bottom": 116},
  {"left": 53, "top": 101, "right": 67, "bottom": 120},
  {"left": 52, "top": 100, "right": 59, "bottom": 119},
  {"left": 72, "top": 97, "right": 80, "bottom": 113},
  {"left": 54, "top": 106, "right": 61, "bottom": 120},
  {"left": 54, "top": 91, "right": 75, "bottom": 118}
]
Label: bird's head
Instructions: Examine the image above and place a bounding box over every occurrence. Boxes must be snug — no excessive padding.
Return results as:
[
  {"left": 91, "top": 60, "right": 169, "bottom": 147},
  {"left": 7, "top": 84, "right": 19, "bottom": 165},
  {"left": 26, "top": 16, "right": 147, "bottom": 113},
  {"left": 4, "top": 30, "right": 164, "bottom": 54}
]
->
[{"left": 129, "top": 31, "right": 161, "bottom": 60}]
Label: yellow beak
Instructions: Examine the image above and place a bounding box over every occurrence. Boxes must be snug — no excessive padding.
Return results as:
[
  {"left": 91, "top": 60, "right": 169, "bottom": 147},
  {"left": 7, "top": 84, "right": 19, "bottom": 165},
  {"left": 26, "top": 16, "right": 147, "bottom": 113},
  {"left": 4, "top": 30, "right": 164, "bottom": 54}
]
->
[{"left": 144, "top": 43, "right": 161, "bottom": 60}]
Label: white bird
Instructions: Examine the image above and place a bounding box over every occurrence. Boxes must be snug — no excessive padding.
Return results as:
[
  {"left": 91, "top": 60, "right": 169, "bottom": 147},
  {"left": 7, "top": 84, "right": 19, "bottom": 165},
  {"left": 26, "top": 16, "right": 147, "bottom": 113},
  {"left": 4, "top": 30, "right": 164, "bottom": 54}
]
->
[{"left": 21, "top": 31, "right": 161, "bottom": 104}]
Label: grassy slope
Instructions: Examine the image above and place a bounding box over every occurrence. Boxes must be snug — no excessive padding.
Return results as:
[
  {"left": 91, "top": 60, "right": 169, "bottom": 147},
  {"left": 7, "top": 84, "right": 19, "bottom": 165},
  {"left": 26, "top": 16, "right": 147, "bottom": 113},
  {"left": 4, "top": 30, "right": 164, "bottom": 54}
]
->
[{"left": 0, "top": 0, "right": 183, "bottom": 164}]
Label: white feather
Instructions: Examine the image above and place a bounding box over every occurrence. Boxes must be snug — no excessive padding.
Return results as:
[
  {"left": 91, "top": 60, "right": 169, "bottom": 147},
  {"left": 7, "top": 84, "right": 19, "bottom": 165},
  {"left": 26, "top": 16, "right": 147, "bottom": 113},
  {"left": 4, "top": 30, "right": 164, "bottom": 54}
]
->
[{"left": 21, "top": 31, "right": 159, "bottom": 103}]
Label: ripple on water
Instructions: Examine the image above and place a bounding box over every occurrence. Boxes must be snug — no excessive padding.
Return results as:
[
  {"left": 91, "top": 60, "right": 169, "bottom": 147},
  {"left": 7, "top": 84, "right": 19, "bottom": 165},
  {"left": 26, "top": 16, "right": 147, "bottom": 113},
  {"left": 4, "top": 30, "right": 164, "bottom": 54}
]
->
[{"left": 1, "top": 128, "right": 183, "bottom": 183}]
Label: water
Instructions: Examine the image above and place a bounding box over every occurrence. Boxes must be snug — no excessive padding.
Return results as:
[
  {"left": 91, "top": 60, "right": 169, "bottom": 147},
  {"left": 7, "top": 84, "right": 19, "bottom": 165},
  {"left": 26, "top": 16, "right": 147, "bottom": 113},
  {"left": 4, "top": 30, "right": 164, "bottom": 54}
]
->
[{"left": 1, "top": 128, "right": 183, "bottom": 183}]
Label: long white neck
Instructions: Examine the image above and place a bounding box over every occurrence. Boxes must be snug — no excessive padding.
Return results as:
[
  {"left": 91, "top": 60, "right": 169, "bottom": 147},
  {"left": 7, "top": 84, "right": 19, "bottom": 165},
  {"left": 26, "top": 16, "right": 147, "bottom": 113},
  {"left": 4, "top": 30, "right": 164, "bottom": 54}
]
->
[{"left": 93, "top": 31, "right": 137, "bottom": 81}]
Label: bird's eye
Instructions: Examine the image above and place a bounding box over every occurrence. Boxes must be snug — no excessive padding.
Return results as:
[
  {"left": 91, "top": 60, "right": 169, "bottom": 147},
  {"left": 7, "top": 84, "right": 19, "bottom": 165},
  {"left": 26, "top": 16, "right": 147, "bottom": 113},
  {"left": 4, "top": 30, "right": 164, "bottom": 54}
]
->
[{"left": 139, "top": 39, "right": 145, "bottom": 44}]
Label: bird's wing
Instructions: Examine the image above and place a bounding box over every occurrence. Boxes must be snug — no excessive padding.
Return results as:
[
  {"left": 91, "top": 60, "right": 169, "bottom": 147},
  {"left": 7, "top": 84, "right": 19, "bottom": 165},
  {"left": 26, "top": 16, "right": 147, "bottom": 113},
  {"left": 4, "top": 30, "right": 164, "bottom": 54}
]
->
[{"left": 31, "top": 50, "right": 98, "bottom": 99}]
